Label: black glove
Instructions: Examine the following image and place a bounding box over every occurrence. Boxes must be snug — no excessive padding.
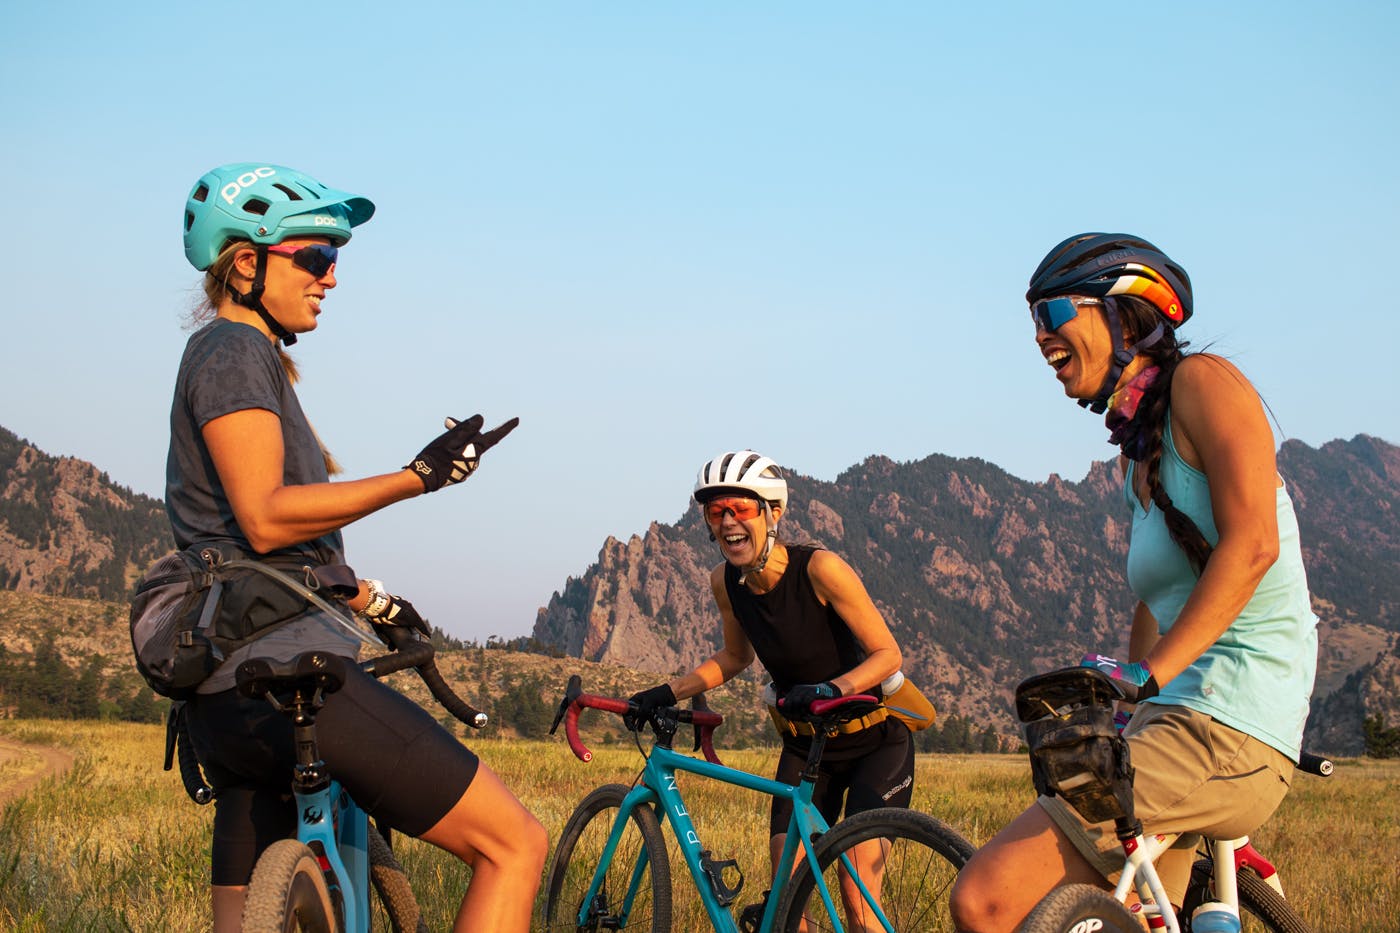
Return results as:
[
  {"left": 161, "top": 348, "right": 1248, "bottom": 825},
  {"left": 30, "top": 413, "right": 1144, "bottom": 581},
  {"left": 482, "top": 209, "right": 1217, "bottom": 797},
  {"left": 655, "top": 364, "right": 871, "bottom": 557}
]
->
[
  {"left": 369, "top": 595, "right": 432, "bottom": 644},
  {"left": 625, "top": 683, "right": 677, "bottom": 730},
  {"left": 407, "top": 414, "right": 520, "bottom": 492},
  {"left": 781, "top": 681, "right": 841, "bottom": 717}
]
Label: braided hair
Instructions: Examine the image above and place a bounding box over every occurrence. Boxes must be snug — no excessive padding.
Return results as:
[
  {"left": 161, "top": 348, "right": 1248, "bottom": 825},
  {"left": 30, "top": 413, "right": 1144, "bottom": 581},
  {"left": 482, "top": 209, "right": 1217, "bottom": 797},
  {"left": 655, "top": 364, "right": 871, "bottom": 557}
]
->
[{"left": 1117, "top": 296, "right": 1213, "bottom": 573}]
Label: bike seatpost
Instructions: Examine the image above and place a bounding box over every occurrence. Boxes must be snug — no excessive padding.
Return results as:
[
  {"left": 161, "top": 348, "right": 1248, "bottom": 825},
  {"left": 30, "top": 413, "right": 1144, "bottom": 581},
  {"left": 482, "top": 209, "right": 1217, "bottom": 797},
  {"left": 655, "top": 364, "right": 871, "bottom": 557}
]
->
[{"left": 800, "top": 730, "right": 830, "bottom": 785}]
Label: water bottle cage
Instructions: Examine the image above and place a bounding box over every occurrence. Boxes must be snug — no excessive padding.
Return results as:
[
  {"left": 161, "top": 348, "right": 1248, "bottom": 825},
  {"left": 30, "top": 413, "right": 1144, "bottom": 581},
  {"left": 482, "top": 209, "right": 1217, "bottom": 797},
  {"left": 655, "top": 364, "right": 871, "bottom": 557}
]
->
[{"left": 699, "top": 849, "right": 744, "bottom": 907}]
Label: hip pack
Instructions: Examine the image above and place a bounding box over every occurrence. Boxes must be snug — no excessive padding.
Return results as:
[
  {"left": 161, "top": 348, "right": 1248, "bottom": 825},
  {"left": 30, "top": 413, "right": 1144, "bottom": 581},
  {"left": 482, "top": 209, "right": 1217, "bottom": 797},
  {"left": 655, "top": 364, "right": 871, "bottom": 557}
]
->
[
  {"left": 879, "top": 670, "right": 936, "bottom": 732},
  {"left": 129, "top": 544, "right": 358, "bottom": 700}
]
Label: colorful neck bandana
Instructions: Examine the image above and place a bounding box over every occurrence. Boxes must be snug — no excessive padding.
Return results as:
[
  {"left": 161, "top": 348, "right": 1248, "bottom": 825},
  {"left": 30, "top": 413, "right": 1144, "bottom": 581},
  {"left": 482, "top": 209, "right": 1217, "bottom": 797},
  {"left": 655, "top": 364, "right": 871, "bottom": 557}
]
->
[{"left": 1104, "top": 365, "right": 1161, "bottom": 461}]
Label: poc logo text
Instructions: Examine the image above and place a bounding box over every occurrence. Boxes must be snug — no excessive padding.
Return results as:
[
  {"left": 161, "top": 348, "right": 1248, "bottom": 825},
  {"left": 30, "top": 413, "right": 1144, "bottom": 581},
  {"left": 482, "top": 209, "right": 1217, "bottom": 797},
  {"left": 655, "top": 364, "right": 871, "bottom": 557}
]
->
[{"left": 221, "top": 166, "right": 277, "bottom": 205}]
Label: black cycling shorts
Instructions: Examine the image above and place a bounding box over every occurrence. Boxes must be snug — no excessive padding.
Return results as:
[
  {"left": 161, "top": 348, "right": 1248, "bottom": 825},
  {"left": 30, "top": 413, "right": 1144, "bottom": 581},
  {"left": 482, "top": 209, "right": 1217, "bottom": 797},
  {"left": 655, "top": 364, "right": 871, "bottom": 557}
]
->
[
  {"left": 184, "top": 662, "right": 479, "bottom": 886},
  {"left": 768, "top": 717, "right": 914, "bottom": 837}
]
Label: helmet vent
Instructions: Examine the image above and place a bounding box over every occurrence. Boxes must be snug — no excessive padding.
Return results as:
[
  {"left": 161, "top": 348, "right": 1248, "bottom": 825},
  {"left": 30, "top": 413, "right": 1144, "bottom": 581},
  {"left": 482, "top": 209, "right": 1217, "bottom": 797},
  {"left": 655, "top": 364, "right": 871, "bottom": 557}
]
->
[
  {"left": 184, "top": 210, "right": 194, "bottom": 232},
  {"left": 192, "top": 184, "right": 209, "bottom": 203},
  {"left": 242, "top": 198, "right": 270, "bottom": 217},
  {"left": 273, "top": 183, "right": 303, "bottom": 201}
]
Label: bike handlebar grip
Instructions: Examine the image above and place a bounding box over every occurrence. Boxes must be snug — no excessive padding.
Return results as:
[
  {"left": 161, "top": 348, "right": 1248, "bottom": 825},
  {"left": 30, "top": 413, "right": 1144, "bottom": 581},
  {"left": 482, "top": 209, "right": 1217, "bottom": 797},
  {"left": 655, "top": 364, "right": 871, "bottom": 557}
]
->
[
  {"left": 418, "top": 659, "right": 489, "bottom": 729},
  {"left": 361, "top": 641, "right": 435, "bottom": 678},
  {"left": 809, "top": 693, "right": 879, "bottom": 716},
  {"left": 1298, "top": 751, "right": 1334, "bottom": 777},
  {"left": 176, "top": 714, "right": 215, "bottom": 806},
  {"left": 564, "top": 703, "right": 592, "bottom": 762},
  {"left": 700, "top": 726, "right": 723, "bottom": 766},
  {"left": 563, "top": 693, "right": 635, "bottom": 762}
]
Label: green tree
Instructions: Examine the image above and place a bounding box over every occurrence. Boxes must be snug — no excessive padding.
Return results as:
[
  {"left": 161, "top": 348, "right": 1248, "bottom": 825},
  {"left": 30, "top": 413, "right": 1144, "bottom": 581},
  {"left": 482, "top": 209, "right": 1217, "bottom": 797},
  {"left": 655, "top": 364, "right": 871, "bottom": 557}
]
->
[
  {"left": 72, "top": 656, "right": 104, "bottom": 719},
  {"left": 1363, "top": 713, "right": 1400, "bottom": 758}
]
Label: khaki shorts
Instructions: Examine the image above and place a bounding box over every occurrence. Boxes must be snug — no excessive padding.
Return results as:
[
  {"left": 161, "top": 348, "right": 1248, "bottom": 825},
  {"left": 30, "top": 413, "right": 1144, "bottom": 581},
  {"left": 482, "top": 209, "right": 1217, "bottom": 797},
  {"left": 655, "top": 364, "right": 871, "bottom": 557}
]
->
[{"left": 1038, "top": 702, "right": 1294, "bottom": 907}]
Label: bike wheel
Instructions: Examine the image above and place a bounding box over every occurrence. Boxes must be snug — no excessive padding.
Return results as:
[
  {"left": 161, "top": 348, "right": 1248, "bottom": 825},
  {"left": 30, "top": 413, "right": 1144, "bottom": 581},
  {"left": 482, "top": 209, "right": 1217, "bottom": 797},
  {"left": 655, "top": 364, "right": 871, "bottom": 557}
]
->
[
  {"left": 776, "top": 807, "right": 974, "bottom": 933},
  {"left": 1019, "top": 883, "right": 1141, "bottom": 933},
  {"left": 242, "top": 839, "right": 337, "bottom": 933},
  {"left": 1183, "top": 860, "right": 1313, "bottom": 933},
  {"left": 369, "top": 826, "right": 429, "bottom": 933},
  {"left": 542, "top": 783, "right": 672, "bottom": 932}
]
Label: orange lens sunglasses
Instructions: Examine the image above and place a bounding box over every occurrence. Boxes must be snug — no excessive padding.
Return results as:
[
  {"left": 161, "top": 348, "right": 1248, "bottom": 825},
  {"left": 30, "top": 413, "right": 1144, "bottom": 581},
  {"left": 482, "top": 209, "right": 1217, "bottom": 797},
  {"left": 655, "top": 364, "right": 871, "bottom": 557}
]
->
[{"left": 703, "top": 497, "right": 762, "bottom": 523}]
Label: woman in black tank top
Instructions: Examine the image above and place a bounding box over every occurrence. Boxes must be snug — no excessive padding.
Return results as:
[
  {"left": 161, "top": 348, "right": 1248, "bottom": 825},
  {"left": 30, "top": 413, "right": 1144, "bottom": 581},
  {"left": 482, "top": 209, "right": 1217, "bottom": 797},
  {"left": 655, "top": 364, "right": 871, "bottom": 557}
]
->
[{"left": 630, "top": 451, "right": 915, "bottom": 884}]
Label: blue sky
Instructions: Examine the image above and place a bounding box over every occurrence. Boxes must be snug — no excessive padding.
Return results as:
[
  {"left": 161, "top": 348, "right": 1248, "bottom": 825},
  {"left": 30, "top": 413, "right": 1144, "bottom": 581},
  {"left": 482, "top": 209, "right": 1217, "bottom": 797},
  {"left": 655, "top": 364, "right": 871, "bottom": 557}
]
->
[{"left": 3, "top": 3, "right": 1396, "bottom": 641}]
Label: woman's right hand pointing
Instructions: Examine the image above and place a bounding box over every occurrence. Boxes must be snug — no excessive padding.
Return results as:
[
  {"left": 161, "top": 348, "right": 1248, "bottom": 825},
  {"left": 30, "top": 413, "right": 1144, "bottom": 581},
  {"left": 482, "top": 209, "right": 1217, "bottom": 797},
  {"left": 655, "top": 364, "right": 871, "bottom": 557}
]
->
[{"left": 407, "top": 414, "right": 519, "bottom": 492}]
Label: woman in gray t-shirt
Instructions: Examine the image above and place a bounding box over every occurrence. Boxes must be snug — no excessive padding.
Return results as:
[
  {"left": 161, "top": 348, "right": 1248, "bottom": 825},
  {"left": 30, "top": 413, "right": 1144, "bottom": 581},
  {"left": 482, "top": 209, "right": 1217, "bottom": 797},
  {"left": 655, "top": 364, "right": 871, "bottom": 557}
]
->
[{"left": 172, "top": 162, "right": 544, "bottom": 932}]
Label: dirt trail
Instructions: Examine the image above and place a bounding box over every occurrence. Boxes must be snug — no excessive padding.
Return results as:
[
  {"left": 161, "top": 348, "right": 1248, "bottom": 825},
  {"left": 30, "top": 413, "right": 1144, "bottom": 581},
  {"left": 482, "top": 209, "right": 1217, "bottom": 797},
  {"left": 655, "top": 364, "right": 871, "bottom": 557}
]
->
[{"left": 0, "top": 736, "right": 75, "bottom": 807}]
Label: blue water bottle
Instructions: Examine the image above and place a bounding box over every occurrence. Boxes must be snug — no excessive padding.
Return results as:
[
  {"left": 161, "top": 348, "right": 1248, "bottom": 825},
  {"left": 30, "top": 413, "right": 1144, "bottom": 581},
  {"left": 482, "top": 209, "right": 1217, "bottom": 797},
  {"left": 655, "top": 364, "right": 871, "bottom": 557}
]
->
[{"left": 1191, "top": 901, "right": 1242, "bottom": 933}]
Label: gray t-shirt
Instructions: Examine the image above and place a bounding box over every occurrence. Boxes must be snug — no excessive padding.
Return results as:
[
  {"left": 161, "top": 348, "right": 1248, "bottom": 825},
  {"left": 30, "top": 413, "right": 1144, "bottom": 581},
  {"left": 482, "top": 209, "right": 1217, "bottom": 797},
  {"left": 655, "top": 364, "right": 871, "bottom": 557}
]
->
[{"left": 165, "top": 319, "right": 362, "bottom": 692}]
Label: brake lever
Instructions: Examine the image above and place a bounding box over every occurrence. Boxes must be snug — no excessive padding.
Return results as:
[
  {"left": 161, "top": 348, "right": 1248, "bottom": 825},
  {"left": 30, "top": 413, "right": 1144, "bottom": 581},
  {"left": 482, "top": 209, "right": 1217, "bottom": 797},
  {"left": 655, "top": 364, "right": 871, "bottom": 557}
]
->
[
  {"left": 690, "top": 692, "right": 711, "bottom": 752},
  {"left": 551, "top": 674, "right": 583, "bottom": 735}
]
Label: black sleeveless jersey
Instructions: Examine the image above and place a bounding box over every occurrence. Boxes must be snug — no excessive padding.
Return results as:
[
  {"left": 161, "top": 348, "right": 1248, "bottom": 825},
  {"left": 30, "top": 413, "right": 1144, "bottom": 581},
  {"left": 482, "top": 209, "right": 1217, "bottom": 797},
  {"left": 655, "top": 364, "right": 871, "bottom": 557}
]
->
[{"left": 723, "top": 544, "right": 865, "bottom": 693}]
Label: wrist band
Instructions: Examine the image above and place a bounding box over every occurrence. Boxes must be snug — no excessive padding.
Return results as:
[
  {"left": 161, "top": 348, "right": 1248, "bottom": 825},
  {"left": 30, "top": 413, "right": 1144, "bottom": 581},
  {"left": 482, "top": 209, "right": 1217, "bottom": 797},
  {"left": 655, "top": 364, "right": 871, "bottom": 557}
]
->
[{"left": 360, "top": 579, "right": 390, "bottom": 619}]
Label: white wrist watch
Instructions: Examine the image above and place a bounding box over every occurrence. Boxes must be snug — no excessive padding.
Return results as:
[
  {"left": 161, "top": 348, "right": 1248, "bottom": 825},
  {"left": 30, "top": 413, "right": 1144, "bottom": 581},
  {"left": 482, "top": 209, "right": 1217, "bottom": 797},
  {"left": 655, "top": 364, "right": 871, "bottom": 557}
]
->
[{"left": 360, "top": 578, "right": 391, "bottom": 619}]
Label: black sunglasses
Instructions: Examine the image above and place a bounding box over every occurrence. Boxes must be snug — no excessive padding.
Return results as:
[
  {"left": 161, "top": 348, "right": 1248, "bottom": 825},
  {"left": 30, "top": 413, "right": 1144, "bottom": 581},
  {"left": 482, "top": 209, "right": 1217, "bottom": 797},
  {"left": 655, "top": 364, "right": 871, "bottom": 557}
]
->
[{"left": 266, "top": 243, "right": 338, "bottom": 277}]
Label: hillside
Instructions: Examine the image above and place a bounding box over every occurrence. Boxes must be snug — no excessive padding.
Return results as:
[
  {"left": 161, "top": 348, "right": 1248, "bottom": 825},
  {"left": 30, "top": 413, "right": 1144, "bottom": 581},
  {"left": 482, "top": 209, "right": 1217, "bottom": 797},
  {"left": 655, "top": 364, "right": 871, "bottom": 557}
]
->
[
  {"left": 3, "top": 425, "right": 1398, "bottom": 754},
  {"left": 533, "top": 436, "right": 1400, "bottom": 755},
  {"left": 0, "top": 588, "right": 783, "bottom": 746},
  {"left": 0, "top": 426, "right": 169, "bottom": 600}
]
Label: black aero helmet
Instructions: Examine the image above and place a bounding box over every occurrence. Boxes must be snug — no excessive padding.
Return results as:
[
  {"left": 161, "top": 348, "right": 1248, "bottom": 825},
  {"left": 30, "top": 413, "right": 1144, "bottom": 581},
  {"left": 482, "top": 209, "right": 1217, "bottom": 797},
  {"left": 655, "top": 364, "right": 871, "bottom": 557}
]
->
[{"left": 1026, "top": 233, "right": 1192, "bottom": 327}]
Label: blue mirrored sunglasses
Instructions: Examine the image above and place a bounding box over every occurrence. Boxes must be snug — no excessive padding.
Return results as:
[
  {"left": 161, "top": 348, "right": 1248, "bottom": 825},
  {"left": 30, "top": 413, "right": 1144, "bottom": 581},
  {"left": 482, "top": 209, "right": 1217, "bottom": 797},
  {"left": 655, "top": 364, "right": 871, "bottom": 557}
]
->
[
  {"left": 266, "top": 243, "right": 338, "bottom": 277},
  {"left": 1030, "top": 296, "right": 1101, "bottom": 333}
]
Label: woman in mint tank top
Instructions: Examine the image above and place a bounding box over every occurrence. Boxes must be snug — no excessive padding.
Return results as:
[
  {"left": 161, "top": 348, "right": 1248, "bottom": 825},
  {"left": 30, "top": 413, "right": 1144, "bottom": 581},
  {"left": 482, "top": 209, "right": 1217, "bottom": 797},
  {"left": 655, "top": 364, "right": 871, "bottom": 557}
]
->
[{"left": 950, "top": 234, "right": 1318, "bottom": 932}]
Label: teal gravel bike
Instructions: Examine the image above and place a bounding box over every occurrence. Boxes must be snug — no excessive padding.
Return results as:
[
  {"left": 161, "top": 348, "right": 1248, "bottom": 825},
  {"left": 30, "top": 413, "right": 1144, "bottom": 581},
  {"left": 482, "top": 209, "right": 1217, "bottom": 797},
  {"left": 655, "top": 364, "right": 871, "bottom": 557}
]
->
[
  {"left": 171, "top": 625, "right": 487, "bottom": 932},
  {"left": 543, "top": 675, "right": 974, "bottom": 932}
]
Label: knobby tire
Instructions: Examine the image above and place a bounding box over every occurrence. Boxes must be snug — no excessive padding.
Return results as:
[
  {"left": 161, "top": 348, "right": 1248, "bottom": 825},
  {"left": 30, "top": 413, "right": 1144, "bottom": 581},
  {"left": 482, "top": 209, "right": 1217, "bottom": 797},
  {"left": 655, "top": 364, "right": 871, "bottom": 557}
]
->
[
  {"left": 241, "top": 839, "right": 337, "bottom": 933},
  {"left": 542, "top": 783, "right": 672, "bottom": 932},
  {"left": 369, "top": 826, "right": 429, "bottom": 933},
  {"left": 776, "top": 807, "right": 974, "bottom": 933},
  {"left": 1183, "top": 859, "right": 1313, "bottom": 933},
  {"left": 1019, "top": 883, "right": 1141, "bottom": 933}
]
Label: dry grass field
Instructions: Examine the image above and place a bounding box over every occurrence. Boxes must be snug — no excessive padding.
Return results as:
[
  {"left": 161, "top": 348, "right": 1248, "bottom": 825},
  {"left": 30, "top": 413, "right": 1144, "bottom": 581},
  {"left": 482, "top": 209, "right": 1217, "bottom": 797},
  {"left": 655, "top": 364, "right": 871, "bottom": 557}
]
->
[{"left": 1, "top": 718, "right": 1395, "bottom": 931}]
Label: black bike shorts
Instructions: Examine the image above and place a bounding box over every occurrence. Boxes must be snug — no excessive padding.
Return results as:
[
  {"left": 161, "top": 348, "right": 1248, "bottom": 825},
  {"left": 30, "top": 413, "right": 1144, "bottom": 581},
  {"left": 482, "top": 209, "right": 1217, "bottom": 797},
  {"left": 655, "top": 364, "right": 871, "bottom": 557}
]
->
[
  {"left": 768, "top": 717, "right": 914, "bottom": 837},
  {"left": 185, "top": 661, "right": 479, "bottom": 886}
]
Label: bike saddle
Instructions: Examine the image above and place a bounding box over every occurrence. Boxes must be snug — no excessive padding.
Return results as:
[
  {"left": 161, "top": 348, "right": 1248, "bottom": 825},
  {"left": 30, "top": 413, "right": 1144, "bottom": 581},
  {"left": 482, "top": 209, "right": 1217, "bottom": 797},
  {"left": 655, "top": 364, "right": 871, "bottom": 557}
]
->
[
  {"left": 235, "top": 651, "right": 349, "bottom": 701},
  {"left": 800, "top": 694, "right": 883, "bottom": 725},
  {"left": 1015, "top": 667, "right": 1120, "bottom": 724}
]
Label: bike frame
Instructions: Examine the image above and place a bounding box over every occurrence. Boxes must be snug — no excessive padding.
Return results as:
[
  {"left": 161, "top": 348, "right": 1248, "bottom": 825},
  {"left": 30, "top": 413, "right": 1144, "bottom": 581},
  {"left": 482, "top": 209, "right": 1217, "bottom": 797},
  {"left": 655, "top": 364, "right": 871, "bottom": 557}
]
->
[
  {"left": 568, "top": 715, "right": 899, "bottom": 933},
  {"left": 1110, "top": 829, "right": 1276, "bottom": 932},
  {"left": 292, "top": 777, "right": 373, "bottom": 933}
]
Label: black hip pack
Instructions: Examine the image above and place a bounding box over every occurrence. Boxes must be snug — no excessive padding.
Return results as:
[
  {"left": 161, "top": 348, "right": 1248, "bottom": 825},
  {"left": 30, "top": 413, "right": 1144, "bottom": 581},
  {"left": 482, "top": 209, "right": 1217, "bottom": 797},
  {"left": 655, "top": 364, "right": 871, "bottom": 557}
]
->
[
  {"left": 129, "top": 544, "right": 358, "bottom": 700},
  {"left": 1015, "top": 667, "right": 1136, "bottom": 825}
]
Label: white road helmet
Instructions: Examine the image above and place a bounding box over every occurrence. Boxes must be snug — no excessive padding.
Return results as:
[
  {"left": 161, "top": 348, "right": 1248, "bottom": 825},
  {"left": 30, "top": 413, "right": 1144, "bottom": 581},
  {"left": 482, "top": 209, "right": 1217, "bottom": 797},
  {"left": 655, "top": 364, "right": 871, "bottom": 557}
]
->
[{"left": 693, "top": 450, "right": 788, "bottom": 510}]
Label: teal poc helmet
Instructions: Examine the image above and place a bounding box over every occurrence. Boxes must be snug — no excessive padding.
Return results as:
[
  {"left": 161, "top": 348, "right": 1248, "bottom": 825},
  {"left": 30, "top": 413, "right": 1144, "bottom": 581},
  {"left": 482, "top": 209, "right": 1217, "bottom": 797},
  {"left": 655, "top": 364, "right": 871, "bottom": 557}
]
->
[{"left": 182, "top": 163, "right": 375, "bottom": 271}]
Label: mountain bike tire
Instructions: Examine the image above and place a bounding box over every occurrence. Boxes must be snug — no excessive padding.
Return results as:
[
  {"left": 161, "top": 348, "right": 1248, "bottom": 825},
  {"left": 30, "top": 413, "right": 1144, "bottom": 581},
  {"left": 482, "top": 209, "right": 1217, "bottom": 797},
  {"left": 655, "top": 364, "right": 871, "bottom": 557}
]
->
[
  {"left": 242, "top": 839, "right": 337, "bottom": 933},
  {"left": 1182, "top": 859, "right": 1314, "bottom": 933},
  {"left": 775, "top": 807, "right": 974, "bottom": 933},
  {"left": 542, "top": 783, "right": 672, "bottom": 932},
  {"left": 1019, "top": 883, "right": 1141, "bottom": 933},
  {"left": 369, "top": 826, "right": 429, "bottom": 933}
]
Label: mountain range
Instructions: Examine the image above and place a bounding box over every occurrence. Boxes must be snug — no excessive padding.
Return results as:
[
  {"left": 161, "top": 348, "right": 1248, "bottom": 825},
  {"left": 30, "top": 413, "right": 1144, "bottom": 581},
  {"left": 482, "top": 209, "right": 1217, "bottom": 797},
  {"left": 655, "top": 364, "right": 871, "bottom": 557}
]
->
[
  {"left": 2, "top": 424, "right": 1397, "bottom": 754},
  {"left": 531, "top": 435, "right": 1400, "bottom": 754}
]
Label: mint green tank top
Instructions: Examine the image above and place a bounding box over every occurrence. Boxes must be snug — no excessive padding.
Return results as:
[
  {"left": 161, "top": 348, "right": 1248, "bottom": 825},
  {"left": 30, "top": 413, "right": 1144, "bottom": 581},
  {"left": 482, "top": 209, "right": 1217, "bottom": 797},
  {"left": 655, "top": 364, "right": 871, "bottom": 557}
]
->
[{"left": 1124, "top": 414, "right": 1317, "bottom": 761}]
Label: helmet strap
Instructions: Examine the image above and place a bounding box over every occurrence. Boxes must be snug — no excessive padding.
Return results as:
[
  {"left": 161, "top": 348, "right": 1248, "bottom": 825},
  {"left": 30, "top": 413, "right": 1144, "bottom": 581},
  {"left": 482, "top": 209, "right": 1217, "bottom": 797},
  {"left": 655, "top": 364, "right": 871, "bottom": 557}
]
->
[
  {"left": 226, "top": 245, "right": 298, "bottom": 347},
  {"left": 737, "top": 501, "right": 780, "bottom": 587},
  {"left": 1078, "top": 298, "right": 1163, "bottom": 414}
]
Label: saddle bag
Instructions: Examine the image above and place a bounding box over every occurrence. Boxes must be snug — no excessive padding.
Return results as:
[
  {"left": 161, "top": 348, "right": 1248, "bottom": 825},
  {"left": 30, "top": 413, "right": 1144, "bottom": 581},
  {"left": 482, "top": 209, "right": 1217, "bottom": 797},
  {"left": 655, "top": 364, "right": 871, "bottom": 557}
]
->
[{"left": 130, "top": 545, "right": 357, "bottom": 700}]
